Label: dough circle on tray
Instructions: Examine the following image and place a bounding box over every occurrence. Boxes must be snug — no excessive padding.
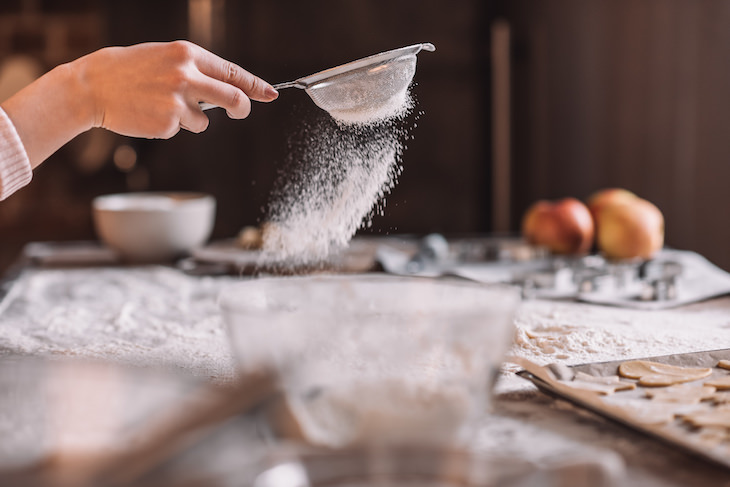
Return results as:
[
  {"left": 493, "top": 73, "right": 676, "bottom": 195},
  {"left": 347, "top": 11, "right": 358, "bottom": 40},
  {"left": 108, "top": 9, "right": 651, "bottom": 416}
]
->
[
  {"left": 717, "top": 359, "right": 730, "bottom": 371},
  {"left": 705, "top": 376, "right": 730, "bottom": 390},
  {"left": 644, "top": 384, "right": 716, "bottom": 404},
  {"left": 618, "top": 360, "right": 712, "bottom": 387}
]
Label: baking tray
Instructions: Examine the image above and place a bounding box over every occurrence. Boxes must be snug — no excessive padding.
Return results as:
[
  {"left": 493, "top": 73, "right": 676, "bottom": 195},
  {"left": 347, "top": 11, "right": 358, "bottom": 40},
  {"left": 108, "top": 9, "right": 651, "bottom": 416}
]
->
[
  {"left": 380, "top": 245, "right": 730, "bottom": 310},
  {"left": 190, "top": 236, "right": 414, "bottom": 275},
  {"left": 515, "top": 349, "right": 730, "bottom": 470}
]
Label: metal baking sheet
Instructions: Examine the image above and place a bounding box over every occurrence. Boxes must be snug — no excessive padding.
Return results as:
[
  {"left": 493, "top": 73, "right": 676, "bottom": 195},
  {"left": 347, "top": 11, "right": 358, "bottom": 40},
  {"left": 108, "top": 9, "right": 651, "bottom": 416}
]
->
[
  {"left": 380, "top": 245, "right": 730, "bottom": 310},
  {"left": 576, "top": 250, "right": 730, "bottom": 310},
  {"left": 517, "top": 349, "right": 730, "bottom": 470},
  {"left": 191, "top": 236, "right": 401, "bottom": 275}
]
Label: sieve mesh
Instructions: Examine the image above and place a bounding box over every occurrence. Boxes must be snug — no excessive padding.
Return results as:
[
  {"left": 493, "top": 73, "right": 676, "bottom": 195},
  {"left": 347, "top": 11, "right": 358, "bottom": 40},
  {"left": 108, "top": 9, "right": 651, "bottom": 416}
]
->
[
  {"left": 273, "top": 43, "right": 435, "bottom": 121},
  {"left": 201, "top": 43, "right": 434, "bottom": 118},
  {"left": 306, "top": 55, "right": 417, "bottom": 114}
]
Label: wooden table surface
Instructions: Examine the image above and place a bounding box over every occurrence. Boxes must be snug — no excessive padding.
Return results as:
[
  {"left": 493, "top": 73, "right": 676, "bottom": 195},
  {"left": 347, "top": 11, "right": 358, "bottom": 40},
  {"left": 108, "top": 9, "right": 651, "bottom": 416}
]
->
[{"left": 2, "top": 257, "right": 730, "bottom": 485}]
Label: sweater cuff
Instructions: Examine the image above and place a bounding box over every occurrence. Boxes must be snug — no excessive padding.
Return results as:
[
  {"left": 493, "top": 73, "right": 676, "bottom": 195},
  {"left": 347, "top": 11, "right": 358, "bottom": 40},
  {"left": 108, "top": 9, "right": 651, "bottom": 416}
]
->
[{"left": 0, "top": 107, "right": 32, "bottom": 201}]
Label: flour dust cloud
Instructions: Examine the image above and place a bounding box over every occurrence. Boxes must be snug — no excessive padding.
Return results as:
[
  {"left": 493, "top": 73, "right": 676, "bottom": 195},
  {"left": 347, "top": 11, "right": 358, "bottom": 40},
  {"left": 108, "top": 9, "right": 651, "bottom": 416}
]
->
[{"left": 261, "top": 92, "right": 416, "bottom": 268}]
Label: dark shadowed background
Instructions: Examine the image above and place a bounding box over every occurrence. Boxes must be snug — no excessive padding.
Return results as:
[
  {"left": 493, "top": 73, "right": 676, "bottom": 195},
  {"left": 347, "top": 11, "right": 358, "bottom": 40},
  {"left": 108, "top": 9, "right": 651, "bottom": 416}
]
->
[{"left": 1, "top": 0, "right": 729, "bottom": 273}]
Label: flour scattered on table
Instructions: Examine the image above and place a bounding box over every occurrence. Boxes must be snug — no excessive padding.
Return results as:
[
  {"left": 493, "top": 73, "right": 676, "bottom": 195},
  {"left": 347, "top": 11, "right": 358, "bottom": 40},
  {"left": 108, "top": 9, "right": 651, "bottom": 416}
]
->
[{"left": 0, "top": 267, "right": 237, "bottom": 382}]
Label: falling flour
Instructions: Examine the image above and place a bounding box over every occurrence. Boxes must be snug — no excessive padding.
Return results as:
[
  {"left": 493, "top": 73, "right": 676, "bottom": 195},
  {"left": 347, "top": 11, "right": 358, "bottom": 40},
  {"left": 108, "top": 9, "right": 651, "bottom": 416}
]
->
[{"left": 260, "top": 90, "right": 415, "bottom": 268}]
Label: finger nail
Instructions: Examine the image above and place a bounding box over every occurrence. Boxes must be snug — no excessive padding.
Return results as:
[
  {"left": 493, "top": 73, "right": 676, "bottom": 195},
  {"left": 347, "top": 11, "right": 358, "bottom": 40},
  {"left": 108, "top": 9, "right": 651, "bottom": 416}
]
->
[{"left": 265, "top": 85, "right": 279, "bottom": 99}]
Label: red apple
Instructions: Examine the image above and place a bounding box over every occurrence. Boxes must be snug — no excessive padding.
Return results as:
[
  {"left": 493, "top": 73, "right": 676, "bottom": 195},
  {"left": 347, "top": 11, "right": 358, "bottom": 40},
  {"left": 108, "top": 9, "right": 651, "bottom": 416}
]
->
[
  {"left": 596, "top": 198, "right": 664, "bottom": 260},
  {"left": 586, "top": 188, "right": 637, "bottom": 224},
  {"left": 522, "top": 198, "right": 595, "bottom": 255}
]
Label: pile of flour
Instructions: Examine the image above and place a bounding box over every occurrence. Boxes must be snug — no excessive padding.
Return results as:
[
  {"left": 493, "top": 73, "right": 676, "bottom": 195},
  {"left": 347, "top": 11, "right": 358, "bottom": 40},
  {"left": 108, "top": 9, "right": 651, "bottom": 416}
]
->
[
  {"left": 280, "top": 333, "right": 480, "bottom": 448},
  {"left": 290, "top": 377, "right": 473, "bottom": 448},
  {"left": 260, "top": 91, "right": 415, "bottom": 268}
]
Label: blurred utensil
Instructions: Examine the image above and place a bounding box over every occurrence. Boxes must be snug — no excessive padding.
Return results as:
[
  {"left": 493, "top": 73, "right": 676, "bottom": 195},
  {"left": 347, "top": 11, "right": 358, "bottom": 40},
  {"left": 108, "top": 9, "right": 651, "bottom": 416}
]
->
[
  {"left": 89, "top": 368, "right": 278, "bottom": 487},
  {"left": 0, "top": 362, "right": 278, "bottom": 487}
]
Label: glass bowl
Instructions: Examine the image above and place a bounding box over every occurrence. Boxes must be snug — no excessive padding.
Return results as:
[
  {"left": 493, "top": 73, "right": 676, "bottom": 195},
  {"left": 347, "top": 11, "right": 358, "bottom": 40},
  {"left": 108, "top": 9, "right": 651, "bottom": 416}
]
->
[{"left": 219, "top": 275, "right": 520, "bottom": 448}]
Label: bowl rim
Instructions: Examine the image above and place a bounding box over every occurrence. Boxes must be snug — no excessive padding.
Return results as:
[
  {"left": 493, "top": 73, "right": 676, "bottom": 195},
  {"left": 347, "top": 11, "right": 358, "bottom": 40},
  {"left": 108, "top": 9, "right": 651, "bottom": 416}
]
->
[
  {"left": 92, "top": 191, "right": 215, "bottom": 212},
  {"left": 218, "top": 274, "right": 522, "bottom": 313}
]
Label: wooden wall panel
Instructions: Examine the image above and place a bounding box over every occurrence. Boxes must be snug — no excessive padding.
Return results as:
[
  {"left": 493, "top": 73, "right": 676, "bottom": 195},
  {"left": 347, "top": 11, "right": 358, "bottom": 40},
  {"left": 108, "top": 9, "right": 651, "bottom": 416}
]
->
[
  {"left": 0, "top": 1, "right": 495, "bottom": 274},
  {"left": 507, "top": 0, "right": 730, "bottom": 269}
]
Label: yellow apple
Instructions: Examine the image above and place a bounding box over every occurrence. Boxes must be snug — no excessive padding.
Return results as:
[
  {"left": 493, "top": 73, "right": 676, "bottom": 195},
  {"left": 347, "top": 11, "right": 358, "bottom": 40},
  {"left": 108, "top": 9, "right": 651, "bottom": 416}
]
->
[
  {"left": 586, "top": 188, "right": 637, "bottom": 224},
  {"left": 596, "top": 198, "right": 664, "bottom": 260},
  {"left": 522, "top": 198, "right": 595, "bottom": 255}
]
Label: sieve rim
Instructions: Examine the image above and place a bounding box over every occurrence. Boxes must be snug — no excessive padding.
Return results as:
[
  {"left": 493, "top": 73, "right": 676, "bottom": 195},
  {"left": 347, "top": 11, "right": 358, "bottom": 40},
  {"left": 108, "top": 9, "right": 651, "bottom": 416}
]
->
[{"left": 293, "top": 42, "right": 435, "bottom": 88}]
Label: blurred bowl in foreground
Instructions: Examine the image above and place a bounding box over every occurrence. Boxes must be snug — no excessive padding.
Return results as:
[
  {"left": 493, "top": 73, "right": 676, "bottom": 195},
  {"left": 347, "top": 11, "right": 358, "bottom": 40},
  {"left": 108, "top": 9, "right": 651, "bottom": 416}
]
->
[
  {"left": 220, "top": 275, "right": 520, "bottom": 449},
  {"left": 92, "top": 192, "right": 216, "bottom": 263},
  {"left": 0, "top": 356, "right": 196, "bottom": 484}
]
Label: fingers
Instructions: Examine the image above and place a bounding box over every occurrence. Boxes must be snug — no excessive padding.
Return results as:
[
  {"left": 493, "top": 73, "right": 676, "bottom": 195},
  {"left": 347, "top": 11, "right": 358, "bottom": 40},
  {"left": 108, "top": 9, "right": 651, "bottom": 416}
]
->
[
  {"left": 189, "top": 72, "right": 252, "bottom": 119},
  {"left": 222, "top": 64, "right": 278, "bottom": 102},
  {"left": 178, "top": 100, "right": 210, "bottom": 135},
  {"left": 191, "top": 45, "right": 278, "bottom": 103}
]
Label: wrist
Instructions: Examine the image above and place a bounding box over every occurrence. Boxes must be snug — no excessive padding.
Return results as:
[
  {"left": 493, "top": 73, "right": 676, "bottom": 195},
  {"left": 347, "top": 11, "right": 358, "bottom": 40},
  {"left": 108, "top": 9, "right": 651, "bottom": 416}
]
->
[
  {"left": 0, "top": 56, "right": 98, "bottom": 167},
  {"left": 54, "top": 58, "right": 97, "bottom": 133}
]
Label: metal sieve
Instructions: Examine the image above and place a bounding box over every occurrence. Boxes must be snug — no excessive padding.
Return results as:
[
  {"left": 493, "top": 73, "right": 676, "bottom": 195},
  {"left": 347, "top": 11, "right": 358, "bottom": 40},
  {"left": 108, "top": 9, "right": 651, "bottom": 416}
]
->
[{"left": 200, "top": 42, "right": 435, "bottom": 115}]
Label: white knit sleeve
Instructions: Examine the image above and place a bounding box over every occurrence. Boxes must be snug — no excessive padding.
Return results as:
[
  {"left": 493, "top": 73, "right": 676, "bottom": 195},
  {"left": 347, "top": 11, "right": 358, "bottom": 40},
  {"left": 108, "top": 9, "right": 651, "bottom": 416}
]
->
[{"left": 0, "top": 107, "right": 32, "bottom": 201}]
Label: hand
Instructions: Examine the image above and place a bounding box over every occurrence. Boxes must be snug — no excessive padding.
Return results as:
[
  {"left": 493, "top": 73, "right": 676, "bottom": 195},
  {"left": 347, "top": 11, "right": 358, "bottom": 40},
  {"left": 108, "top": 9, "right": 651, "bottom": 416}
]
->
[
  {"left": 78, "top": 40, "right": 278, "bottom": 139},
  {"left": 2, "top": 41, "right": 278, "bottom": 168}
]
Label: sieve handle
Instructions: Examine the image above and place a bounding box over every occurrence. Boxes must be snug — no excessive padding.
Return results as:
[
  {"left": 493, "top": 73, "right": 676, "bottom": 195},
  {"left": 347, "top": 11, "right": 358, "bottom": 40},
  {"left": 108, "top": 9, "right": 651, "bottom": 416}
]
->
[
  {"left": 272, "top": 80, "right": 306, "bottom": 90},
  {"left": 198, "top": 80, "right": 302, "bottom": 111}
]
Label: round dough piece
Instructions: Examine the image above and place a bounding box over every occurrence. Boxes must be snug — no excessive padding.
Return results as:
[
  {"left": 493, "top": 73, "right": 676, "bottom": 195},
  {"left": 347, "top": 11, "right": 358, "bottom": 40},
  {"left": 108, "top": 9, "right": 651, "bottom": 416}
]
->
[
  {"left": 705, "top": 376, "right": 730, "bottom": 390},
  {"left": 684, "top": 409, "right": 730, "bottom": 429},
  {"left": 717, "top": 360, "right": 730, "bottom": 371},
  {"left": 645, "top": 385, "right": 716, "bottom": 404},
  {"left": 618, "top": 360, "right": 712, "bottom": 387}
]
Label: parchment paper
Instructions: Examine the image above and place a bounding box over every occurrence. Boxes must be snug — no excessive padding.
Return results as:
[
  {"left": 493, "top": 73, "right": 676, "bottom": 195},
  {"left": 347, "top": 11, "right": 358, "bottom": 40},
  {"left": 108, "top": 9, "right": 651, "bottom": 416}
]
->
[{"left": 517, "top": 349, "right": 730, "bottom": 470}]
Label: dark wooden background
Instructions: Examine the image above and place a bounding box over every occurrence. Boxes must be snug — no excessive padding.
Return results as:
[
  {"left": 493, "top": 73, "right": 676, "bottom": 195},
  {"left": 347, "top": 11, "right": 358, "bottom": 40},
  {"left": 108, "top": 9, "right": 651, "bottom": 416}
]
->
[
  {"left": 0, "top": 0, "right": 493, "bottom": 273},
  {"left": 2, "top": 0, "right": 730, "bottom": 273},
  {"left": 507, "top": 0, "right": 730, "bottom": 269}
]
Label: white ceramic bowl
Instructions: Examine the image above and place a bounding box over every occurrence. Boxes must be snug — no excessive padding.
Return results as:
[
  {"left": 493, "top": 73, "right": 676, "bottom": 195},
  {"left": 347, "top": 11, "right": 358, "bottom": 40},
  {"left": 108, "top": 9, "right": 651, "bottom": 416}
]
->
[
  {"left": 219, "top": 275, "right": 520, "bottom": 448},
  {"left": 92, "top": 192, "right": 216, "bottom": 262}
]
